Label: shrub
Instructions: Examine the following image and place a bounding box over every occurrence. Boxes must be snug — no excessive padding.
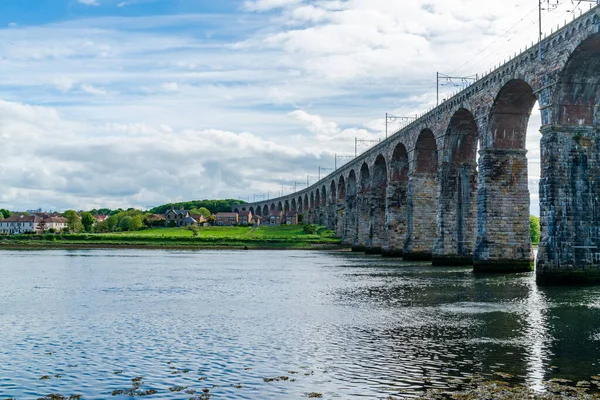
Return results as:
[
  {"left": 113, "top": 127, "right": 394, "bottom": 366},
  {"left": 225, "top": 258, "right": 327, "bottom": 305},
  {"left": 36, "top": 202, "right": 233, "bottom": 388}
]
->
[{"left": 302, "top": 224, "right": 317, "bottom": 234}]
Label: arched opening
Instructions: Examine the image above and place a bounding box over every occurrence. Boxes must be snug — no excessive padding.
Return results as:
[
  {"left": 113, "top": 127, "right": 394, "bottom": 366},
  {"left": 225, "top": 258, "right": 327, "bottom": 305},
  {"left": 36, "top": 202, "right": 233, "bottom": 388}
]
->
[
  {"left": 310, "top": 192, "right": 315, "bottom": 209},
  {"left": 327, "top": 180, "right": 337, "bottom": 232},
  {"left": 434, "top": 108, "right": 479, "bottom": 265},
  {"left": 298, "top": 196, "right": 303, "bottom": 213},
  {"left": 234, "top": 208, "right": 240, "bottom": 213},
  {"left": 385, "top": 142, "right": 409, "bottom": 257},
  {"left": 370, "top": 155, "right": 388, "bottom": 253},
  {"left": 338, "top": 177, "right": 346, "bottom": 201},
  {"left": 249, "top": 207, "right": 255, "bottom": 215},
  {"left": 475, "top": 79, "right": 537, "bottom": 271},
  {"left": 489, "top": 80, "right": 536, "bottom": 150},
  {"left": 277, "top": 201, "right": 283, "bottom": 212},
  {"left": 309, "top": 192, "right": 315, "bottom": 223},
  {"left": 291, "top": 198, "right": 297, "bottom": 213},
  {"left": 318, "top": 185, "right": 327, "bottom": 225},
  {"left": 537, "top": 33, "right": 600, "bottom": 280},
  {"left": 284, "top": 200, "right": 290, "bottom": 214},
  {"left": 356, "top": 163, "right": 371, "bottom": 251},
  {"left": 344, "top": 170, "right": 358, "bottom": 246},
  {"left": 263, "top": 205, "right": 269, "bottom": 217},
  {"left": 330, "top": 180, "right": 337, "bottom": 203},
  {"left": 304, "top": 194, "right": 309, "bottom": 213},
  {"left": 270, "top": 203, "right": 276, "bottom": 213},
  {"left": 335, "top": 176, "right": 346, "bottom": 237},
  {"left": 241, "top": 207, "right": 247, "bottom": 211},
  {"left": 405, "top": 129, "right": 438, "bottom": 260}
]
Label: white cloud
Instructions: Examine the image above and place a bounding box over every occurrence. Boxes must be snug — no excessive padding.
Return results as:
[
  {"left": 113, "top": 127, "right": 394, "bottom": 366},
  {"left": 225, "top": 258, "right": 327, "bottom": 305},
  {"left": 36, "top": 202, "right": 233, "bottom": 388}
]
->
[
  {"left": 51, "top": 76, "right": 75, "bottom": 93},
  {"left": 160, "top": 82, "right": 180, "bottom": 92},
  {"left": 78, "top": 0, "right": 99, "bottom": 6},
  {"left": 80, "top": 84, "right": 109, "bottom": 96},
  {"left": 0, "top": 0, "right": 578, "bottom": 210}
]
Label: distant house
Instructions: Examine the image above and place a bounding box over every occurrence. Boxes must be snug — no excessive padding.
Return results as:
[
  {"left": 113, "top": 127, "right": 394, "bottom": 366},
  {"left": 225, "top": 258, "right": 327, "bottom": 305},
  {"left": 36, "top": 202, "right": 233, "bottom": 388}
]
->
[
  {"left": 182, "top": 216, "right": 198, "bottom": 227},
  {"left": 190, "top": 214, "right": 206, "bottom": 224},
  {"left": 268, "top": 211, "right": 283, "bottom": 226},
  {"left": 215, "top": 212, "right": 238, "bottom": 226},
  {"left": 284, "top": 211, "right": 299, "bottom": 225},
  {"left": 42, "top": 216, "right": 68, "bottom": 232},
  {"left": 165, "top": 207, "right": 190, "bottom": 227},
  {"left": 238, "top": 210, "right": 253, "bottom": 226},
  {"left": 93, "top": 215, "right": 109, "bottom": 223},
  {"left": 0, "top": 214, "right": 41, "bottom": 234},
  {"left": 146, "top": 214, "right": 166, "bottom": 226}
]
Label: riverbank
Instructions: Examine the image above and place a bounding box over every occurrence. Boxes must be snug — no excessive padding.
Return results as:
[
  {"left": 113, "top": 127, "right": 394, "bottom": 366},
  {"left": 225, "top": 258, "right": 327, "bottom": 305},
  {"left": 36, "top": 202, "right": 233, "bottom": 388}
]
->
[{"left": 0, "top": 225, "right": 346, "bottom": 250}]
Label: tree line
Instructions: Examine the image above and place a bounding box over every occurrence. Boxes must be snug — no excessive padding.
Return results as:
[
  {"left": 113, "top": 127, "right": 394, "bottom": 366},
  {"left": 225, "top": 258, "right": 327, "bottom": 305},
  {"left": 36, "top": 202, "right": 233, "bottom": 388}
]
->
[{"left": 149, "top": 199, "right": 246, "bottom": 215}]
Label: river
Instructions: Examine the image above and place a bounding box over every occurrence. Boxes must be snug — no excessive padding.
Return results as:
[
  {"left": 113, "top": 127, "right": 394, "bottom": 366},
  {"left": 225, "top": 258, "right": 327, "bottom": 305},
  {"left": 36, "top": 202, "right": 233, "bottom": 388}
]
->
[{"left": 1, "top": 249, "right": 599, "bottom": 399}]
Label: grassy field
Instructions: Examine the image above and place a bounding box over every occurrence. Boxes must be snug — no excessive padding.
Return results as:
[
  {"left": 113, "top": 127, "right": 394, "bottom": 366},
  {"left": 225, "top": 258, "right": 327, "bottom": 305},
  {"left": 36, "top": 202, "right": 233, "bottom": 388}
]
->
[
  {"left": 106, "top": 225, "right": 313, "bottom": 238},
  {"left": 0, "top": 225, "right": 343, "bottom": 250}
]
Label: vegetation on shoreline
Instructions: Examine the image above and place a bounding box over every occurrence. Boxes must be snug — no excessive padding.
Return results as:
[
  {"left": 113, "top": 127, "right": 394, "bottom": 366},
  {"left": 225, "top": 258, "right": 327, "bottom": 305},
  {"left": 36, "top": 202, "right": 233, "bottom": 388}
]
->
[{"left": 0, "top": 225, "right": 343, "bottom": 250}]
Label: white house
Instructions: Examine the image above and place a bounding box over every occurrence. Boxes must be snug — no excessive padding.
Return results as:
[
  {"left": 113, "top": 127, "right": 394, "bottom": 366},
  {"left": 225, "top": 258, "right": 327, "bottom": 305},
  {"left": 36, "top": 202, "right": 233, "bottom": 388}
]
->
[
  {"left": 0, "top": 214, "right": 41, "bottom": 234},
  {"left": 0, "top": 214, "right": 68, "bottom": 234}
]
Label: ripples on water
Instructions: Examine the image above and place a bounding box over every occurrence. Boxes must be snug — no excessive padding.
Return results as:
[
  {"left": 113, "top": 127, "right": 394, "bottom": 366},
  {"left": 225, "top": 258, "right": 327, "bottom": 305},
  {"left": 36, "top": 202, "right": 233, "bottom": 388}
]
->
[{"left": 1, "top": 250, "right": 600, "bottom": 399}]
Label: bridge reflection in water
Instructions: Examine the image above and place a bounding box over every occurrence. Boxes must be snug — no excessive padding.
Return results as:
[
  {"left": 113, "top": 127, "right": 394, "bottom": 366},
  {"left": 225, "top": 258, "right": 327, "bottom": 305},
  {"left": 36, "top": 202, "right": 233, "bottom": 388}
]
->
[{"left": 236, "top": 7, "right": 600, "bottom": 285}]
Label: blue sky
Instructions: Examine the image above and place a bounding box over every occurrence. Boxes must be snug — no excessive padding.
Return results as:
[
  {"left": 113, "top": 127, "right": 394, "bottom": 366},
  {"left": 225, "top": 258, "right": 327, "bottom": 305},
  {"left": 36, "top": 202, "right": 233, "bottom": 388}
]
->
[{"left": 0, "top": 0, "right": 591, "bottom": 212}]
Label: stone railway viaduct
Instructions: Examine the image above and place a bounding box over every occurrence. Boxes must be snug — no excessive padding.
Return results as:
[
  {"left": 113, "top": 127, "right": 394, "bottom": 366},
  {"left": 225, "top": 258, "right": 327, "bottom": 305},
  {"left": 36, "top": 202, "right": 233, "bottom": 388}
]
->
[{"left": 235, "top": 7, "right": 600, "bottom": 284}]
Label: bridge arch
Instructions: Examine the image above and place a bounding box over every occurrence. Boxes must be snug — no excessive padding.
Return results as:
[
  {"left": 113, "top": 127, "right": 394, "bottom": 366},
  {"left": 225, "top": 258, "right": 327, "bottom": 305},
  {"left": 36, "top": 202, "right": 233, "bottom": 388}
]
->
[
  {"left": 356, "top": 162, "right": 371, "bottom": 250},
  {"left": 335, "top": 176, "right": 346, "bottom": 237},
  {"left": 434, "top": 108, "right": 479, "bottom": 265},
  {"left": 538, "top": 32, "right": 600, "bottom": 280},
  {"left": 277, "top": 201, "right": 283, "bottom": 212},
  {"left": 291, "top": 198, "right": 297, "bottom": 213},
  {"left": 297, "top": 196, "right": 303, "bottom": 213},
  {"left": 270, "top": 203, "right": 276, "bottom": 213},
  {"left": 304, "top": 194, "right": 309, "bottom": 213},
  {"left": 263, "top": 205, "right": 269, "bottom": 217},
  {"left": 249, "top": 206, "right": 255, "bottom": 215},
  {"left": 405, "top": 129, "right": 438, "bottom": 260},
  {"left": 319, "top": 185, "right": 327, "bottom": 226},
  {"left": 474, "top": 79, "right": 537, "bottom": 271},
  {"left": 284, "top": 200, "right": 290, "bottom": 213},
  {"left": 384, "top": 142, "right": 409, "bottom": 256},
  {"left": 328, "top": 180, "right": 337, "bottom": 231},
  {"left": 370, "top": 154, "right": 388, "bottom": 253},
  {"left": 344, "top": 170, "right": 358, "bottom": 246}
]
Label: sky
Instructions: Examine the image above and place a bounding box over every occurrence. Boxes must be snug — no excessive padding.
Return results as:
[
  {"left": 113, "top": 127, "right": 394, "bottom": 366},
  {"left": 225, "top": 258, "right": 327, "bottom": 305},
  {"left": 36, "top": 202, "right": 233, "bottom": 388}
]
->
[{"left": 0, "top": 0, "right": 592, "bottom": 213}]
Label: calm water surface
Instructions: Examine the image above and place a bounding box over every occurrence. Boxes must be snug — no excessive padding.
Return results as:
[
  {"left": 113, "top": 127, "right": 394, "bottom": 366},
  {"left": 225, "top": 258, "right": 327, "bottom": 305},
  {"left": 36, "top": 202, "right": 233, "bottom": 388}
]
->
[{"left": 1, "top": 249, "right": 600, "bottom": 399}]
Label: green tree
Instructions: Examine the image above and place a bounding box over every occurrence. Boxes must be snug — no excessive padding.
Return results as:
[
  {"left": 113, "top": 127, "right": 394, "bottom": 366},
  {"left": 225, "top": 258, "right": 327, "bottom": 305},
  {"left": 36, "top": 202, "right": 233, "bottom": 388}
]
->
[
  {"left": 530, "top": 215, "right": 541, "bottom": 245},
  {"left": 187, "top": 225, "right": 199, "bottom": 237},
  {"left": 0, "top": 209, "right": 12, "bottom": 219},
  {"left": 129, "top": 215, "right": 143, "bottom": 231},
  {"left": 198, "top": 207, "right": 211, "bottom": 218},
  {"left": 94, "top": 221, "right": 109, "bottom": 233},
  {"left": 63, "top": 210, "right": 83, "bottom": 233},
  {"left": 119, "top": 216, "right": 132, "bottom": 231},
  {"left": 81, "top": 212, "right": 95, "bottom": 233},
  {"left": 106, "top": 215, "right": 118, "bottom": 232}
]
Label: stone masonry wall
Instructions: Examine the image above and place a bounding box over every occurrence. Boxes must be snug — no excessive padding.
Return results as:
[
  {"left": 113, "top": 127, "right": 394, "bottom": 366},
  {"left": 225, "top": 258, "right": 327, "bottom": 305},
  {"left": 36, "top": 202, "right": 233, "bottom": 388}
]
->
[
  {"left": 382, "top": 182, "right": 408, "bottom": 257},
  {"left": 474, "top": 149, "right": 533, "bottom": 271},
  {"left": 404, "top": 174, "right": 437, "bottom": 260},
  {"left": 537, "top": 126, "right": 600, "bottom": 283},
  {"left": 433, "top": 163, "right": 478, "bottom": 265}
]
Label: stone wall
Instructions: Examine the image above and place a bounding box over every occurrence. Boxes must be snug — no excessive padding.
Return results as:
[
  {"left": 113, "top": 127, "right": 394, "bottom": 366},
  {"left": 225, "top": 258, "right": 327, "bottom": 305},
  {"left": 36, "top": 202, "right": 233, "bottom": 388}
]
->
[{"left": 404, "top": 174, "right": 437, "bottom": 260}]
